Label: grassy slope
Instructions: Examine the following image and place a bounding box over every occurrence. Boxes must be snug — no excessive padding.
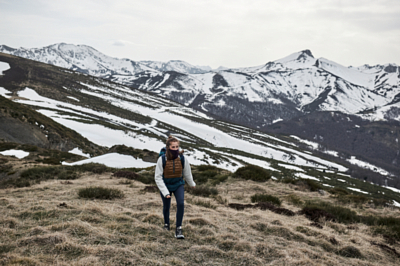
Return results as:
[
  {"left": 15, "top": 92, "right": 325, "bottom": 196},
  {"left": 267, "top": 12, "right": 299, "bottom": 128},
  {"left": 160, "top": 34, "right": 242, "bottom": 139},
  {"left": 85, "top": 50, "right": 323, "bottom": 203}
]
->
[
  {"left": 1, "top": 164, "right": 399, "bottom": 265},
  {"left": 0, "top": 95, "right": 106, "bottom": 156}
]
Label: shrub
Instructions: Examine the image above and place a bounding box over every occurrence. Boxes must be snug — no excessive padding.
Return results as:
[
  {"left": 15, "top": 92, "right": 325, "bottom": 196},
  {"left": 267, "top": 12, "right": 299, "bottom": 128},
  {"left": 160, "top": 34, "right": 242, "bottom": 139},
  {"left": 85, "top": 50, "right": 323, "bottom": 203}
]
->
[
  {"left": 1, "top": 165, "right": 86, "bottom": 188},
  {"left": 0, "top": 143, "right": 17, "bottom": 151},
  {"left": 78, "top": 186, "right": 124, "bottom": 199},
  {"left": 197, "top": 165, "right": 218, "bottom": 171},
  {"left": 188, "top": 199, "right": 216, "bottom": 209},
  {"left": 282, "top": 177, "right": 296, "bottom": 184},
  {"left": 298, "top": 179, "right": 324, "bottom": 192},
  {"left": 210, "top": 174, "right": 229, "bottom": 186},
  {"left": 194, "top": 169, "right": 219, "bottom": 185},
  {"left": 186, "top": 185, "right": 218, "bottom": 197},
  {"left": 192, "top": 165, "right": 229, "bottom": 186},
  {"left": 20, "top": 144, "right": 38, "bottom": 152},
  {"left": 282, "top": 178, "right": 323, "bottom": 192},
  {"left": 20, "top": 166, "right": 61, "bottom": 182},
  {"left": 0, "top": 164, "right": 12, "bottom": 173},
  {"left": 41, "top": 157, "right": 61, "bottom": 165},
  {"left": 251, "top": 193, "right": 281, "bottom": 206},
  {"left": 372, "top": 198, "right": 390, "bottom": 207},
  {"left": 301, "top": 202, "right": 400, "bottom": 241},
  {"left": 287, "top": 194, "right": 303, "bottom": 206},
  {"left": 200, "top": 170, "right": 219, "bottom": 178},
  {"left": 336, "top": 246, "right": 363, "bottom": 258},
  {"left": 337, "top": 194, "right": 369, "bottom": 205},
  {"left": 136, "top": 172, "right": 155, "bottom": 184},
  {"left": 141, "top": 186, "right": 158, "bottom": 193},
  {"left": 0, "top": 178, "right": 31, "bottom": 189},
  {"left": 113, "top": 171, "right": 139, "bottom": 180},
  {"left": 58, "top": 170, "right": 80, "bottom": 180},
  {"left": 329, "top": 187, "right": 349, "bottom": 195},
  {"left": 300, "top": 207, "right": 336, "bottom": 222},
  {"left": 303, "top": 201, "right": 358, "bottom": 224},
  {"left": 233, "top": 165, "right": 271, "bottom": 182},
  {"left": 71, "top": 163, "right": 109, "bottom": 174},
  {"left": 373, "top": 224, "right": 400, "bottom": 241}
]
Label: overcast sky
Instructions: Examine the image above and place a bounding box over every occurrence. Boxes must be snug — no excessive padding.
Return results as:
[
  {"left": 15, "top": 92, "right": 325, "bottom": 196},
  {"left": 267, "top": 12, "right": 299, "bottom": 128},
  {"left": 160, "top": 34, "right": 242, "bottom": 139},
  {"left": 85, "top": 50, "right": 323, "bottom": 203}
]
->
[{"left": 1, "top": 0, "right": 399, "bottom": 68}]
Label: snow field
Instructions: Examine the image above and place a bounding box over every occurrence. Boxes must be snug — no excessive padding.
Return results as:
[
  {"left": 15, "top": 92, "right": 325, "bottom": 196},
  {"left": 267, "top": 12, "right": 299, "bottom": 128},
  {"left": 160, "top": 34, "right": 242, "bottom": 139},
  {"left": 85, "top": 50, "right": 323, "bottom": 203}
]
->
[
  {"left": 3, "top": 85, "right": 348, "bottom": 174},
  {"left": 0, "top": 62, "right": 10, "bottom": 75},
  {"left": 347, "top": 156, "right": 389, "bottom": 176},
  {"left": 62, "top": 153, "right": 155, "bottom": 168},
  {"left": 0, "top": 149, "right": 30, "bottom": 159}
]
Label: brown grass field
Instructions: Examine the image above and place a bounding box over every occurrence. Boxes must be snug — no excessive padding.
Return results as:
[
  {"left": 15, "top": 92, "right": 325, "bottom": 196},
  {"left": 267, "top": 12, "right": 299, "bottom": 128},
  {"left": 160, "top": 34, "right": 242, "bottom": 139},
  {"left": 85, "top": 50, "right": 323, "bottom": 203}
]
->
[{"left": 1, "top": 163, "right": 400, "bottom": 265}]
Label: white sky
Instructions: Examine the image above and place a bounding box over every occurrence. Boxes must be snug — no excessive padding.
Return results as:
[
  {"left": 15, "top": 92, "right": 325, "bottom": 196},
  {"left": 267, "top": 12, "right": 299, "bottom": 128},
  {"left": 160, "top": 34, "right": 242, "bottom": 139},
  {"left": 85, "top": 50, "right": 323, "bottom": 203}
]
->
[{"left": 1, "top": 0, "right": 399, "bottom": 68}]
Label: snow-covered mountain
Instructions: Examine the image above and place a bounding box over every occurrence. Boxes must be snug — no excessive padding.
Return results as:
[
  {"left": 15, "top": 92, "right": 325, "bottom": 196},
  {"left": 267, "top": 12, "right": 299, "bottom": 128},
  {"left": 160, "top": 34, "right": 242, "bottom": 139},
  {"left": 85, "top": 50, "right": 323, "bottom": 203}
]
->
[
  {"left": 0, "top": 52, "right": 349, "bottom": 174},
  {"left": 2, "top": 43, "right": 400, "bottom": 175},
  {"left": 0, "top": 43, "right": 211, "bottom": 76},
  {"left": 139, "top": 60, "right": 211, "bottom": 74},
  {"left": 1, "top": 50, "right": 399, "bottom": 189},
  {"left": 2, "top": 43, "right": 399, "bottom": 126}
]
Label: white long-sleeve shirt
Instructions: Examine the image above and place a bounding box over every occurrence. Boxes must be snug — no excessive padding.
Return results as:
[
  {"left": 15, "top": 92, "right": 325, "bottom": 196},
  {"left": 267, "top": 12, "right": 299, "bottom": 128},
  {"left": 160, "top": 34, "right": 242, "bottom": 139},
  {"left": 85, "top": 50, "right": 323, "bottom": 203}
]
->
[{"left": 154, "top": 155, "right": 196, "bottom": 197}]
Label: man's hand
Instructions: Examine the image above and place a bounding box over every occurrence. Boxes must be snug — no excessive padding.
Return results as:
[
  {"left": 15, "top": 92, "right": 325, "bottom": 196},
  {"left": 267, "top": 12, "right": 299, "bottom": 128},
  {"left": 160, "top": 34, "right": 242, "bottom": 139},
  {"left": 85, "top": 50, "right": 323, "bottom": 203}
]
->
[{"left": 166, "top": 195, "right": 171, "bottom": 198}]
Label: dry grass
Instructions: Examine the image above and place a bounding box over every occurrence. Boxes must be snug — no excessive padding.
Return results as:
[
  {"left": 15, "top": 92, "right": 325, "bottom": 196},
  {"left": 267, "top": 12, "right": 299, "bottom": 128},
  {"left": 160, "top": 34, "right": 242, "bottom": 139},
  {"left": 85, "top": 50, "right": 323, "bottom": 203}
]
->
[{"left": 0, "top": 170, "right": 400, "bottom": 265}]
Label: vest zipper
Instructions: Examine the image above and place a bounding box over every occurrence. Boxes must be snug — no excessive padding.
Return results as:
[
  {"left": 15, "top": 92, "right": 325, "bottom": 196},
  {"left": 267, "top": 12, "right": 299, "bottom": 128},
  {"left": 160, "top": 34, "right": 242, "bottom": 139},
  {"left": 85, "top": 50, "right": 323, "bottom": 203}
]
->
[{"left": 173, "top": 159, "right": 175, "bottom": 173}]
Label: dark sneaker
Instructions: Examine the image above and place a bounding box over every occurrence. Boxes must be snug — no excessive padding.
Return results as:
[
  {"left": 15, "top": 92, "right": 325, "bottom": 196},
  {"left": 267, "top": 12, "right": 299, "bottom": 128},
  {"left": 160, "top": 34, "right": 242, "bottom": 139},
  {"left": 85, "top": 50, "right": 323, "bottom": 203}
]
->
[
  {"left": 175, "top": 226, "right": 184, "bottom": 239},
  {"left": 163, "top": 224, "right": 170, "bottom": 231}
]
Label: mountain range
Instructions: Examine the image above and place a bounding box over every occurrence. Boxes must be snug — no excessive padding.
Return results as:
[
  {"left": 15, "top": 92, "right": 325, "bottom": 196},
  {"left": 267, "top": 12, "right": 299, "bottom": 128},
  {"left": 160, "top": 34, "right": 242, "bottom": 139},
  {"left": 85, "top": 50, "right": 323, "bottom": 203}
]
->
[
  {"left": 1, "top": 43, "right": 399, "bottom": 124},
  {"left": 0, "top": 43, "right": 399, "bottom": 179}
]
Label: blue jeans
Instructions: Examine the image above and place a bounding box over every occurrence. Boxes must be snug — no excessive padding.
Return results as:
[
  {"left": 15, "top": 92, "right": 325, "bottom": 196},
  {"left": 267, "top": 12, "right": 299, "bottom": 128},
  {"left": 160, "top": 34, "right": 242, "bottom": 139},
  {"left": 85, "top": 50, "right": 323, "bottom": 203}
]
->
[{"left": 160, "top": 184, "right": 184, "bottom": 227}]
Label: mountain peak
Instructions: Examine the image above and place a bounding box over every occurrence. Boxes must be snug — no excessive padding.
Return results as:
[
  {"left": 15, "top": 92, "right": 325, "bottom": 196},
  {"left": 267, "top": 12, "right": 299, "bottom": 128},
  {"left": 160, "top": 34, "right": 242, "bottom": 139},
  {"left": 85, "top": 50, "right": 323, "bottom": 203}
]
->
[
  {"left": 299, "top": 49, "right": 314, "bottom": 58},
  {"left": 274, "top": 50, "right": 316, "bottom": 68}
]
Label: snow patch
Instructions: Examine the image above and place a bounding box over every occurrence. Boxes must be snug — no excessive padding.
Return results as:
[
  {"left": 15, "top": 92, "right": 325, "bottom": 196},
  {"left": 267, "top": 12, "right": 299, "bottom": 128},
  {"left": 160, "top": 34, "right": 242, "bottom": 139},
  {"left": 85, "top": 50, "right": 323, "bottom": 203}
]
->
[
  {"left": 69, "top": 148, "right": 90, "bottom": 158},
  {"left": 0, "top": 149, "right": 29, "bottom": 159},
  {"left": 294, "top": 173, "right": 319, "bottom": 181},
  {"left": 384, "top": 186, "right": 400, "bottom": 194},
  {"left": 67, "top": 96, "right": 80, "bottom": 102},
  {"left": 347, "top": 156, "right": 389, "bottom": 176},
  {"left": 290, "top": 135, "right": 319, "bottom": 149},
  {"left": 272, "top": 118, "right": 283, "bottom": 124},
  {"left": 0, "top": 86, "right": 11, "bottom": 96},
  {"left": 278, "top": 163, "right": 305, "bottom": 172},
  {"left": 62, "top": 153, "right": 155, "bottom": 168},
  {"left": 347, "top": 187, "right": 368, "bottom": 194},
  {"left": 0, "top": 62, "right": 10, "bottom": 75}
]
